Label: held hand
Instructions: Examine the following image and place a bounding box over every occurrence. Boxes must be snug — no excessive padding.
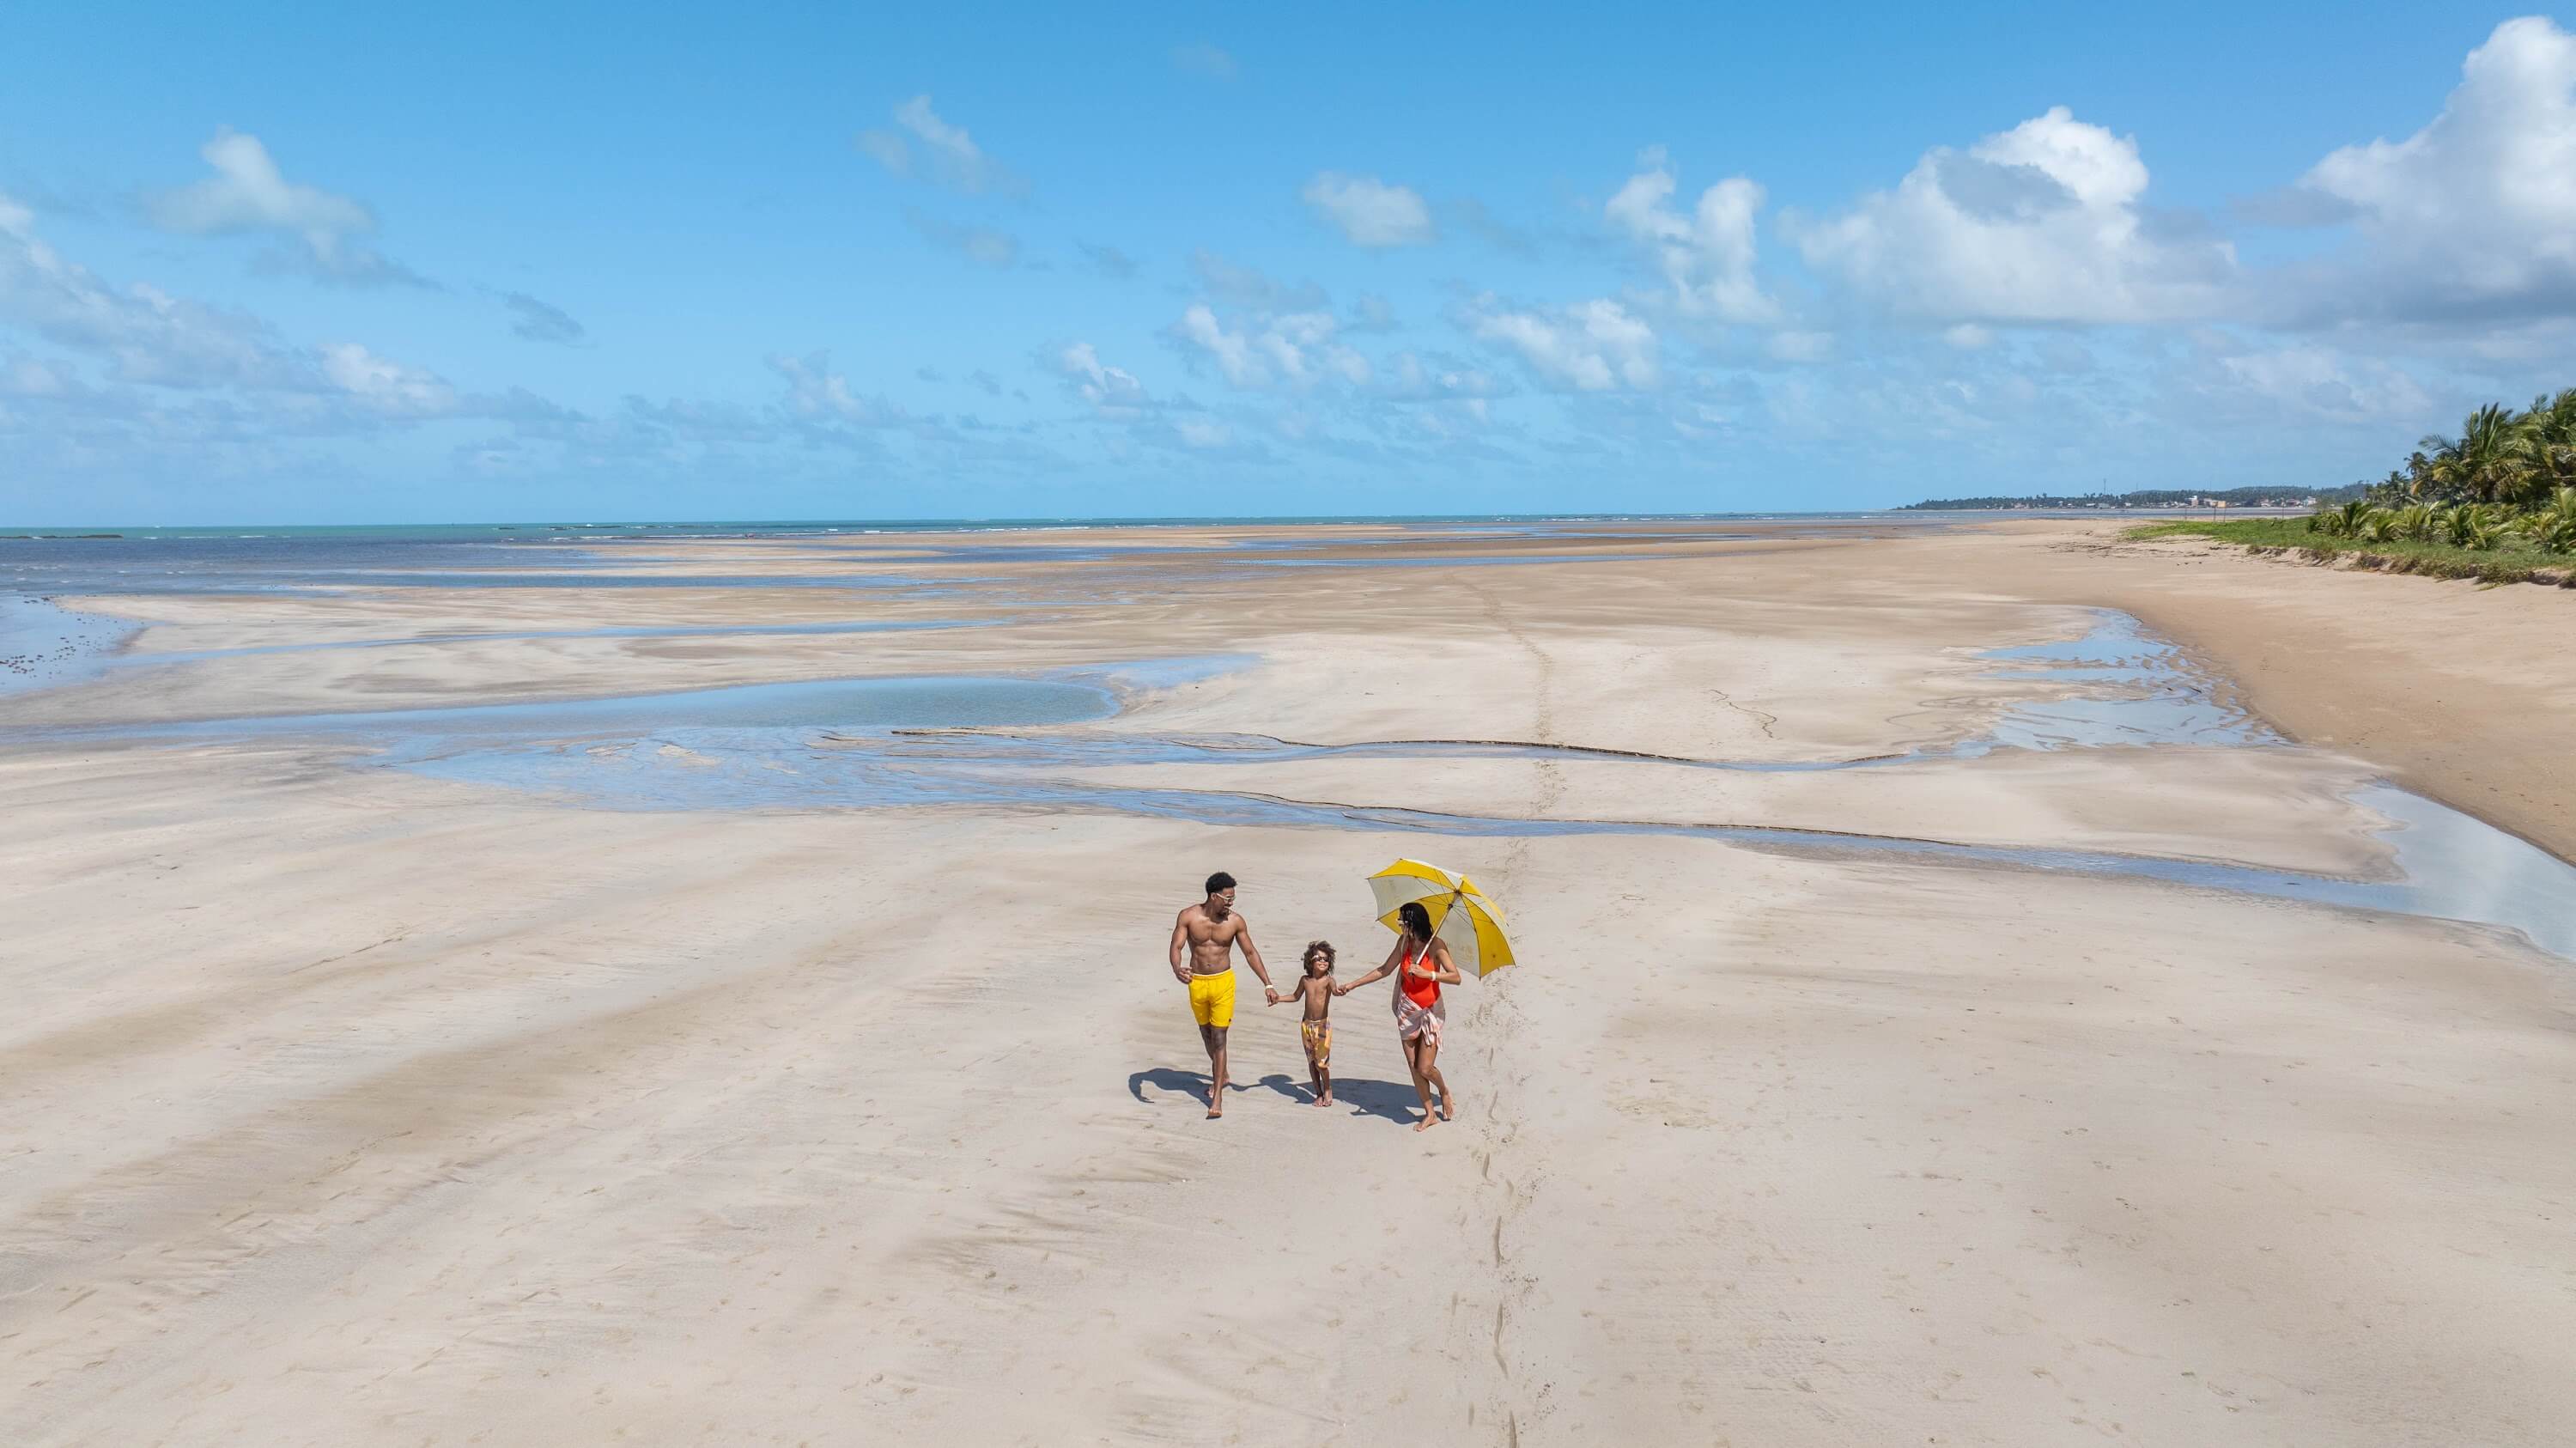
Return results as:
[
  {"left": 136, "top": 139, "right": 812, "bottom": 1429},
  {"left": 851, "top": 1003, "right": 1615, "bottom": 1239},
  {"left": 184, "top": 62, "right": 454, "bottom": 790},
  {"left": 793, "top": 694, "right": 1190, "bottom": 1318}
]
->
[{"left": 1263, "top": 987, "right": 1281, "bottom": 1006}]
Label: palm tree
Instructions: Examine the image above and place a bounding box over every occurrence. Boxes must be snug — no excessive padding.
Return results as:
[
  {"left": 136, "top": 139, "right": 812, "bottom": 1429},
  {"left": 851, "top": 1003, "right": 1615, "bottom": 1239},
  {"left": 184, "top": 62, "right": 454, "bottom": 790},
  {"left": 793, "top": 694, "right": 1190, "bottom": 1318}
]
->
[
  {"left": 2312, "top": 498, "right": 2372, "bottom": 538},
  {"left": 2520, "top": 388, "right": 2576, "bottom": 498},
  {"left": 2525, "top": 484, "right": 2576, "bottom": 555},
  {"left": 2420, "top": 404, "right": 2535, "bottom": 505}
]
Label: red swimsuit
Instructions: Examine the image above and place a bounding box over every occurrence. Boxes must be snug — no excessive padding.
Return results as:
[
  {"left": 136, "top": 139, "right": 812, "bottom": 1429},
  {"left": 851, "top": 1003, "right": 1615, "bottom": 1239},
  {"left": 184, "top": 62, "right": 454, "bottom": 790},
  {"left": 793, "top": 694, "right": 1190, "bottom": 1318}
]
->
[{"left": 1400, "top": 941, "right": 1442, "bottom": 1007}]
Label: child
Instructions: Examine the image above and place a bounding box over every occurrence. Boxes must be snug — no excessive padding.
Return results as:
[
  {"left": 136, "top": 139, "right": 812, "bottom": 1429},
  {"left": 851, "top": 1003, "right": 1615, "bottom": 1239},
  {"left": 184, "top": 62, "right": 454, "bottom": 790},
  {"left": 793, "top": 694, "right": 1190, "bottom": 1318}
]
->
[{"left": 1272, "top": 940, "right": 1337, "bottom": 1105}]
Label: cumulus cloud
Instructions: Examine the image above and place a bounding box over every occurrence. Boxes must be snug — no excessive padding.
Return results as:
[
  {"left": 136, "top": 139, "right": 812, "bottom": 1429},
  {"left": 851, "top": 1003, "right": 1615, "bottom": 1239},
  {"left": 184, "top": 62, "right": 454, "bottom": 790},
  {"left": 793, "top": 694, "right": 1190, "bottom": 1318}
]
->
[
  {"left": 2269, "top": 16, "right": 2576, "bottom": 325},
  {"left": 502, "top": 291, "right": 586, "bottom": 344},
  {"left": 1048, "top": 342, "right": 1151, "bottom": 411},
  {"left": 1604, "top": 149, "right": 1777, "bottom": 323},
  {"left": 1301, "top": 173, "right": 1436, "bottom": 248},
  {"left": 1467, "top": 295, "right": 1660, "bottom": 391},
  {"left": 856, "top": 95, "right": 1026, "bottom": 197},
  {"left": 1, "top": 192, "right": 306, "bottom": 388},
  {"left": 1787, "top": 106, "right": 2234, "bottom": 325},
  {"left": 319, "top": 342, "right": 458, "bottom": 416},
  {"left": 143, "top": 130, "right": 430, "bottom": 288},
  {"left": 1172, "top": 43, "right": 1236, "bottom": 79},
  {"left": 1170, "top": 303, "right": 1370, "bottom": 389}
]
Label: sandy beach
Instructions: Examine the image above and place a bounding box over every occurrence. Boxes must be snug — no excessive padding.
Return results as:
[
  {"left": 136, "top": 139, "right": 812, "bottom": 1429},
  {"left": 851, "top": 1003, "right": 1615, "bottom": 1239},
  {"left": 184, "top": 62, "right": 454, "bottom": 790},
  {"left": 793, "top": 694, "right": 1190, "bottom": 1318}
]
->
[{"left": 5, "top": 517, "right": 2573, "bottom": 1445}]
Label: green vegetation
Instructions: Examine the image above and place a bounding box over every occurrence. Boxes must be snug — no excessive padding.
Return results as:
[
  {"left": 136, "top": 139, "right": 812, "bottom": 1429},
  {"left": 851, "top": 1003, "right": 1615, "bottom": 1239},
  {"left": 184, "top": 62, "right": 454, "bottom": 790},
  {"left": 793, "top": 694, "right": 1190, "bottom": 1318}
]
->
[
  {"left": 2129, "top": 391, "right": 2576, "bottom": 587},
  {"left": 2352, "top": 388, "right": 2576, "bottom": 506}
]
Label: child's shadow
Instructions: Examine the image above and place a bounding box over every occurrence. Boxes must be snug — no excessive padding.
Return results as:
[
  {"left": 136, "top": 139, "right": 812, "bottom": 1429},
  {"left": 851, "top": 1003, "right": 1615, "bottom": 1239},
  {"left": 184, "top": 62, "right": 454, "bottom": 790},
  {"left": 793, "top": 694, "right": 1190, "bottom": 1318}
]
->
[{"left": 1254, "top": 1073, "right": 1424, "bottom": 1126}]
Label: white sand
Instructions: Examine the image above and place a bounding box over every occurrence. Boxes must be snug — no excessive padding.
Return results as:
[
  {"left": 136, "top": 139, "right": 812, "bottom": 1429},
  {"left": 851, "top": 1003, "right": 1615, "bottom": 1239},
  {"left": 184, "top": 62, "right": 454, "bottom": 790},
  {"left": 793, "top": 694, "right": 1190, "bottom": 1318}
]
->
[{"left": 4, "top": 520, "right": 2572, "bottom": 1445}]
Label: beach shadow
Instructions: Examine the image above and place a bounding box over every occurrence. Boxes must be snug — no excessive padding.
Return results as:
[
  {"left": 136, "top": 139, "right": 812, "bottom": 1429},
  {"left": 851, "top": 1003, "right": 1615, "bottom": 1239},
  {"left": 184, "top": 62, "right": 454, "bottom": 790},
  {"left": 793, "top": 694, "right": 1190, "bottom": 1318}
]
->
[
  {"left": 1128, "top": 1067, "right": 1214, "bottom": 1107},
  {"left": 1253, "top": 1072, "right": 1425, "bottom": 1126}
]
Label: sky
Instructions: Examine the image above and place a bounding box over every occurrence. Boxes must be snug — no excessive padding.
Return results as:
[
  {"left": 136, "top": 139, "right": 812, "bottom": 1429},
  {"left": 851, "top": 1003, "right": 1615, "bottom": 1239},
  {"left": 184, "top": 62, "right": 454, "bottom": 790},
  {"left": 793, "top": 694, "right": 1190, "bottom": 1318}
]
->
[{"left": 4, "top": 3, "right": 2576, "bottom": 524}]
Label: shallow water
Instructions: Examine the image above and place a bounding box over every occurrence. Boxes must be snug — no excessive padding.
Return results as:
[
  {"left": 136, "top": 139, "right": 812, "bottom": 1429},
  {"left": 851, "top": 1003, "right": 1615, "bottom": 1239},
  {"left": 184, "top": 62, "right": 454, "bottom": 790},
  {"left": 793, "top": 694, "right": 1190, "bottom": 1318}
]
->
[
  {"left": 358, "top": 723, "right": 2576, "bottom": 960},
  {"left": 0, "top": 596, "right": 138, "bottom": 697},
  {"left": 21, "top": 609, "right": 2566, "bottom": 962},
  {"left": 117, "top": 617, "right": 985, "bottom": 667}
]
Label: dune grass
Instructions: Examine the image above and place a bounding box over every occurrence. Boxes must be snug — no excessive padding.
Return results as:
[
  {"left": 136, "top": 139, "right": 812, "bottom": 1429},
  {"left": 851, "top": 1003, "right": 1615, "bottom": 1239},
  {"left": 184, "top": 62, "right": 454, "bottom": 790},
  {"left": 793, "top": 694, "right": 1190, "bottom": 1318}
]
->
[{"left": 2127, "top": 519, "right": 2572, "bottom": 586}]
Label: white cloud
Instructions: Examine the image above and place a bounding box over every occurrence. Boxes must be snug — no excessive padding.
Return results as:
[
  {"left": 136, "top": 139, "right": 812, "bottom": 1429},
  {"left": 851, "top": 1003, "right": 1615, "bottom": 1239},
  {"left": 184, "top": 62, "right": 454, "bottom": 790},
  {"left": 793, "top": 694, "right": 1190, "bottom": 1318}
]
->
[
  {"left": 857, "top": 95, "right": 1025, "bottom": 196},
  {"left": 0, "top": 193, "right": 304, "bottom": 388},
  {"left": 1051, "top": 342, "right": 1150, "bottom": 411},
  {"left": 1604, "top": 150, "right": 1777, "bottom": 323},
  {"left": 1378, "top": 351, "right": 1504, "bottom": 401},
  {"left": 769, "top": 351, "right": 907, "bottom": 426},
  {"left": 1942, "top": 323, "right": 1996, "bottom": 350},
  {"left": 1788, "top": 106, "right": 2234, "bottom": 325},
  {"left": 855, "top": 131, "right": 910, "bottom": 174},
  {"left": 143, "top": 130, "right": 428, "bottom": 288},
  {"left": 1174, "top": 417, "right": 1233, "bottom": 448},
  {"left": 2276, "top": 17, "right": 2576, "bottom": 324},
  {"left": 1467, "top": 295, "right": 1659, "bottom": 391},
  {"left": 1171, "top": 303, "right": 1370, "bottom": 389},
  {"left": 319, "top": 342, "right": 457, "bottom": 417},
  {"left": 1301, "top": 173, "right": 1436, "bottom": 248},
  {"left": 2196, "top": 342, "right": 2437, "bottom": 425}
]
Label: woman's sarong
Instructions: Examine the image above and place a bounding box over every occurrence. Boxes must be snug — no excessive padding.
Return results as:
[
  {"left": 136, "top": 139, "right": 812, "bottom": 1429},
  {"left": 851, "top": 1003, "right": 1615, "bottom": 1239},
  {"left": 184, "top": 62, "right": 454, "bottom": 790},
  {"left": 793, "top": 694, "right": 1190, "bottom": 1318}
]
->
[{"left": 1394, "top": 995, "right": 1444, "bottom": 1046}]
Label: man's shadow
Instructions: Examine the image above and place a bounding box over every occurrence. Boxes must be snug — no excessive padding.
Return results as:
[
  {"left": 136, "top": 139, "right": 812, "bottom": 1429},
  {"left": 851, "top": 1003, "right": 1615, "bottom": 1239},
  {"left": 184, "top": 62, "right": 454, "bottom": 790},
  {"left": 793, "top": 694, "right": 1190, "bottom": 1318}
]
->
[
  {"left": 1128, "top": 1067, "right": 1218, "bottom": 1107},
  {"left": 1126, "top": 1068, "right": 1426, "bottom": 1127}
]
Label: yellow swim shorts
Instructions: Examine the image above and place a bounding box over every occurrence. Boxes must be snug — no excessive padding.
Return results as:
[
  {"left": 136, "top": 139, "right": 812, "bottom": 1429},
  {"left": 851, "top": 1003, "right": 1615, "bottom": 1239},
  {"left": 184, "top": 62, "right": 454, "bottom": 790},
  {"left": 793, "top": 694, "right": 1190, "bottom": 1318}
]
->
[{"left": 1188, "top": 970, "right": 1236, "bottom": 1028}]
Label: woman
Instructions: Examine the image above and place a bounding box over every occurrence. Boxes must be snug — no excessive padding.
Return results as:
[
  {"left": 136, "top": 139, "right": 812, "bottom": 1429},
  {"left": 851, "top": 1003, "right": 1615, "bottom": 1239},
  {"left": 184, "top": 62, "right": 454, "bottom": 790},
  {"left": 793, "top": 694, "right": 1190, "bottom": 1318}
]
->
[{"left": 1337, "top": 901, "right": 1462, "bottom": 1132}]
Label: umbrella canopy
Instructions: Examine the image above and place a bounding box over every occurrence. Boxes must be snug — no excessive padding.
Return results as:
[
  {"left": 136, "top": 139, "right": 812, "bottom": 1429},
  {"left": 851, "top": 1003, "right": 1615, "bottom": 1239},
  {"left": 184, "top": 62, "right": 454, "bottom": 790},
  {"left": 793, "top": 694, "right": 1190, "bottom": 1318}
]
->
[{"left": 1366, "top": 858, "right": 1516, "bottom": 977}]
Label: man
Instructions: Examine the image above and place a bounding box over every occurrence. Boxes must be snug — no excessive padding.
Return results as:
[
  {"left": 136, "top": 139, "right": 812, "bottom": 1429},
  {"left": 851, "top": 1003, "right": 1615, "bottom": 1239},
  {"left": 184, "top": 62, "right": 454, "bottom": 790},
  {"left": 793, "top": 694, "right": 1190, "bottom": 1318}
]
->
[{"left": 1168, "top": 871, "right": 1279, "bottom": 1119}]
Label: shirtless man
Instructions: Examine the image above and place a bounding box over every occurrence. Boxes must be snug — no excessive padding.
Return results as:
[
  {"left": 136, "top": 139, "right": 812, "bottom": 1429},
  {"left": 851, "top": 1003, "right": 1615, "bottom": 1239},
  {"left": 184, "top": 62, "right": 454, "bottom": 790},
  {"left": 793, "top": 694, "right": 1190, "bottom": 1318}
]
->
[{"left": 1168, "top": 872, "right": 1279, "bottom": 1119}]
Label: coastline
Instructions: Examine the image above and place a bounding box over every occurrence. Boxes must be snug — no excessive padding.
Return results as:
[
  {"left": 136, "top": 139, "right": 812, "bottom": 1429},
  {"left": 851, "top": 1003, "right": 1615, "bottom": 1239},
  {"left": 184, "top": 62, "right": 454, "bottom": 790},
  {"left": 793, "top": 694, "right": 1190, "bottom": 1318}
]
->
[{"left": 1942, "top": 520, "right": 2576, "bottom": 862}]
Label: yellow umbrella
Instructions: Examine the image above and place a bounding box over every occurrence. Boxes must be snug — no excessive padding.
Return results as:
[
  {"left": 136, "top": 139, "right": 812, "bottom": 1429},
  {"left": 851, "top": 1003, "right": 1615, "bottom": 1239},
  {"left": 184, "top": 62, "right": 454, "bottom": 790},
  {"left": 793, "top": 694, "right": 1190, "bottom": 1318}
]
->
[{"left": 1366, "top": 859, "right": 1516, "bottom": 977}]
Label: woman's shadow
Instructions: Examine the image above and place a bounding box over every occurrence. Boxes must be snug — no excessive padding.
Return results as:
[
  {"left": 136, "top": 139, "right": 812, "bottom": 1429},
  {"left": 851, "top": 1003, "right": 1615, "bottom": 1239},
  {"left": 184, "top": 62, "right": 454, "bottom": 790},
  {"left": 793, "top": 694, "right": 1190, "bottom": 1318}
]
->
[{"left": 1256, "top": 1073, "right": 1423, "bottom": 1124}]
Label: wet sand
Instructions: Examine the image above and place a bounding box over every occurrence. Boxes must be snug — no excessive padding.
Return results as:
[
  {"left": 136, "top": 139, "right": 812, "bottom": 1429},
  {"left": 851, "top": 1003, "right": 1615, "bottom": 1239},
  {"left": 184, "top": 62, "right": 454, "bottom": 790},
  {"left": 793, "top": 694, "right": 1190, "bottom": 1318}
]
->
[{"left": 3, "top": 518, "right": 2572, "bottom": 1445}]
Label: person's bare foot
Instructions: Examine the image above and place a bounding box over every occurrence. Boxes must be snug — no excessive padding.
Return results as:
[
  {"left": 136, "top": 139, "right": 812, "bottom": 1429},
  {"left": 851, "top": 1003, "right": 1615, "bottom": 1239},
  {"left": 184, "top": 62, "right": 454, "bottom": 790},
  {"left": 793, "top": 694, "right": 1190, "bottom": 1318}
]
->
[
  {"left": 1206, "top": 1087, "right": 1223, "bottom": 1119},
  {"left": 1438, "top": 1099, "right": 1454, "bottom": 1122},
  {"left": 1413, "top": 1112, "right": 1437, "bottom": 1133},
  {"left": 1317, "top": 1092, "right": 1333, "bottom": 1107}
]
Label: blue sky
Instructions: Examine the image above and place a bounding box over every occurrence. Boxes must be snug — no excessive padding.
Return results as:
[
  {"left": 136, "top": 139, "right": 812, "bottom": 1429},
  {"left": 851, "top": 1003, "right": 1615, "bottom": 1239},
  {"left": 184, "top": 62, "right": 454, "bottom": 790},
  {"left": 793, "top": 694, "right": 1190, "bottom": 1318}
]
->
[{"left": 4, "top": 3, "right": 2574, "bottom": 523}]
